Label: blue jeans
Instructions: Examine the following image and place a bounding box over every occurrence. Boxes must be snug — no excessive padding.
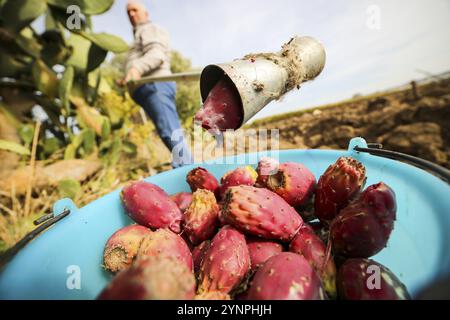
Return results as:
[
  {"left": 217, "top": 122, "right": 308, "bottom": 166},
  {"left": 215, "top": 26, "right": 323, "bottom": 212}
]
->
[{"left": 132, "top": 82, "right": 193, "bottom": 168}]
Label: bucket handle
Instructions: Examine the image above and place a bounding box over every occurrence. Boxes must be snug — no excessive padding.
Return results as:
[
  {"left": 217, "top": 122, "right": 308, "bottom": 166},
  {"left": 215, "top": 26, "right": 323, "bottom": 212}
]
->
[
  {"left": 0, "top": 199, "right": 76, "bottom": 269},
  {"left": 351, "top": 141, "right": 450, "bottom": 183}
]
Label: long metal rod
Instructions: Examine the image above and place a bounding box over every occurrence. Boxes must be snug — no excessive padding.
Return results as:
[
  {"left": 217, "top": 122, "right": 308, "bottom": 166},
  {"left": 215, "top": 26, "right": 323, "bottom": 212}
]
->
[
  {"left": 128, "top": 71, "right": 201, "bottom": 86},
  {"left": 354, "top": 146, "right": 450, "bottom": 183},
  {"left": 0, "top": 209, "right": 71, "bottom": 269}
]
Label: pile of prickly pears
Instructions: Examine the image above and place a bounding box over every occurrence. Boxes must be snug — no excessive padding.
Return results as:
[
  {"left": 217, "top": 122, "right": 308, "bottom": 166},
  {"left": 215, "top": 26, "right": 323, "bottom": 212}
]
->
[{"left": 98, "top": 157, "right": 409, "bottom": 300}]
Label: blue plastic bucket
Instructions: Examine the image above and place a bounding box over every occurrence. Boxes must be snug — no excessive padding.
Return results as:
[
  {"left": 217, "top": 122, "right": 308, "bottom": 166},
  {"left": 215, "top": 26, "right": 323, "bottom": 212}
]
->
[{"left": 0, "top": 137, "right": 449, "bottom": 299}]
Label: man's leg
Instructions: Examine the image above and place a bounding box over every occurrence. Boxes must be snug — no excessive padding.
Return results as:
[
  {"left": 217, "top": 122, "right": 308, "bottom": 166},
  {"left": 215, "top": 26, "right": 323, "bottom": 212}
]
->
[{"left": 132, "top": 82, "right": 193, "bottom": 168}]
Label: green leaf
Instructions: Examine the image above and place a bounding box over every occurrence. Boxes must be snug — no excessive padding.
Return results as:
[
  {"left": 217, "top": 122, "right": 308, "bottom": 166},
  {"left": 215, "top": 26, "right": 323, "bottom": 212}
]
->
[
  {"left": 18, "top": 124, "right": 34, "bottom": 146},
  {"left": 82, "top": 128, "right": 95, "bottom": 154},
  {"left": 80, "top": 31, "right": 128, "bottom": 53},
  {"left": 100, "top": 168, "right": 117, "bottom": 188},
  {"left": 87, "top": 43, "right": 108, "bottom": 72},
  {"left": 66, "top": 32, "right": 107, "bottom": 73},
  {"left": 85, "top": 15, "right": 92, "bottom": 31},
  {"left": 47, "top": 0, "right": 114, "bottom": 15},
  {"left": 42, "top": 137, "right": 61, "bottom": 155},
  {"left": 15, "top": 28, "right": 42, "bottom": 59},
  {"left": 59, "top": 66, "right": 74, "bottom": 112},
  {"left": 101, "top": 117, "right": 111, "bottom": 139},
  {"left": 0, "top": 139, "right": 30, "bottom": 155},
  {"left": 0, "top": 48, "right": 30, "bottom": 77},
  {"left": 0, "top": 0, "right": 47, "bottom": 31},
  {"left": 109, "top": 137, "right": 122, "bottom": 166},
  {"left": 65, "top": 32, "right": 89, "bottom": 71},
  {"left": 123, "top": 140, "right": 137, "bottom": 156},
  {"left": 88, "top": 69, "right": 111, "bottom": 94},
  {"left": 40, "top": 29, "right": 72, "bottom": 66},
  {"left": 63, "top": 130, "right": 85, "bottom": 159},
  {"left": 57, "top": 178, "right": 81, "bottom": 199},
  {"left": 32, "top": 59, "right": 58, "bottom": 98},
  {"left": 63, "top": 143, "right": 77, "bottom": 159},
  {"left": 44, "top": 8, "right": 57, "bottom": 30}
]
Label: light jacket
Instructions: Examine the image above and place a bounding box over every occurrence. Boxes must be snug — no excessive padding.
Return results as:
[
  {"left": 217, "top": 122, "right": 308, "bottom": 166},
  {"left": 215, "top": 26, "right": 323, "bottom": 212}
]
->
[{"left": 125, "top": 21, "right": 172, "bottom": 78}]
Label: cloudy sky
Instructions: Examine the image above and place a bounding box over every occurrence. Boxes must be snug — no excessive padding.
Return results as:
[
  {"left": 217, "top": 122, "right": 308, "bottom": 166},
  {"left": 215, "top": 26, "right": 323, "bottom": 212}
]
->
[{"left": 92, "top": 0, "right": 450, "bottom": 121}]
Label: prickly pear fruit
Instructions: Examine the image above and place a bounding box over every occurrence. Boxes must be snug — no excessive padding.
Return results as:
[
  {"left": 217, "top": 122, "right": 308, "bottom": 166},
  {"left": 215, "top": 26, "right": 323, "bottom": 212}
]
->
[
  {"left": 103, "top": 225, "right": 153, "bottom": 273},
  {"left": 330, "top": 182, "right": 397, "bottom": 258},
  {"left": 121, "top": 181, "right": 183, "bottom": 233},
  {"left": 289, "top": 225, "right": 337, "bottom": 299},
  {"left": 194, "top": 76, "right": 243, "bottom": 133},
  {"left": 186, "top": 167, "right": 220, "bottom": 196},
  {"left": 137, "top": 228, "right": 193, "bottom": 272},
  {"left": 170, "top": 192, "right": 193, "bottom": 213},
  {"left": 218, "top": 166, "right": 258, "bottom": 199},
  {"left": 192, "top": 240, "right": 211, "bottom": 273},
  {"left": 198, "top": 225, "right": 250, "bottom": 294},
  {"left": 184, "top": 189, "right": 220, "bottom": 245},
  {"left": 337, "top": 258, "right": 410, "bottom": 300},
  {"left": 221, "top": 185, "right": 303, "bottom": 242},
  {"left": 256, "top": 157, "right": 279, "bottom": 187},
  {"left": 246, "top": 252, "right": 326, "bottom": 300},
  {"left": 315, "top": 157, "right": 366, "bottom": 223},
  {"left": 265, "top": 162, "right": 316, "bottom": 208},
  {"left": 97, "top": 256, "right": 196, "bottom": 300},
  {"left": 246, "top": 237, "right": 283, "bottom": 272},
  {"left": 194, "top": 291, "right": 231, "bottom": 300}
]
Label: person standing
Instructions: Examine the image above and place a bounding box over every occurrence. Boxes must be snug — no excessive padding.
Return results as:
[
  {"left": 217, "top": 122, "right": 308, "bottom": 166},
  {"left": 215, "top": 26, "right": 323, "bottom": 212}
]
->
[{"left": 120, "top": 0, "right": 193, "bottom": 168}]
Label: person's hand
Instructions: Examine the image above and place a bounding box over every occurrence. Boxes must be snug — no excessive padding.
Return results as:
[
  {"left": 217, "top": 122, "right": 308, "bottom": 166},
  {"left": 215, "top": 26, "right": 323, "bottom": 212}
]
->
[
  {"left": 116, "top": 78, "right": 126, "bottom": 87},
  {"left": 124, "top": 67, "right": 141, "bottom": 84}
]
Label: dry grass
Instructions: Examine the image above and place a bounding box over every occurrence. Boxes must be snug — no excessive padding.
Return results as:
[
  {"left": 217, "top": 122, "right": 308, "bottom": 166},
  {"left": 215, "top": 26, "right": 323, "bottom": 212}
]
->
[{"left": 0, "top": 156, "right": 161, "bottom": 253}]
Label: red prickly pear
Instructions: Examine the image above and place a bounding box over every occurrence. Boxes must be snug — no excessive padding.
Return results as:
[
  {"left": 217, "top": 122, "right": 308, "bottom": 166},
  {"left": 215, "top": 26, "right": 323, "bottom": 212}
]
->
[
  {"left": 256, "top": 157, "right": 280, "bottom": 187},
  {"left": 315, "top": 157, "right": 366, "bottom": 224},
  {"left": 194, "top": 291, "right": 231, "bottom": 300},
  {"left": 186, "top": 167, "right": 220, "bottom": 196},
  {"left": 192, "top": 240, "right": 211, "bottom": 274},
  {"left": 194, "top": 76, "right": 243, "bottom": 133},
  {"left": 289, "top": 225, "right": 337, "bottom": 299},
  {"left": 246, "top": 252, "right": 326, "bottom": 300},
  {"left": 246, "top": 237, "right": 283, "bottom": 272},
  {"left": 337, "top": 258, "right": 410, "bottom": 300},
  {"left": 121, "top": 181, "right": 183, "bottom": 233},
  {"left": 221, "top": 185, "right": 303, "bottom": 242},
  {"left": 198, "top": 225, "right": 250, "bottom": 294},
  {"left": 218, "top": 166, "right": 258, "bottom": 199},
  {"left": 265, "top": 162, "right": 316, "bottom": 208},
  {"left": 330, "top": 182, "right": 397, "bottom": 258},
  {"left": 184, "top": 189, "right": 220, "bottom": 245},
  {"left": 97, "top": 256, "right": 196, "bottom": 300},
  {"left": 170, "top": 192, "right": 193, "bottom": 213},
  {"left": 137, "top": 228, "right": 193, "bottom": 272},
  {"left": 103, "top": 225, "right": 152, "bottom": 273}
]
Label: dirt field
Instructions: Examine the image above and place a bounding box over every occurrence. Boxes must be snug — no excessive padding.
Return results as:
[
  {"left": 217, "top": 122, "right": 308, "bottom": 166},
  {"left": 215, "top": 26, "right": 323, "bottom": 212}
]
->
[{"left": 248, "top": 78, "right": 450, "bottom": 169}]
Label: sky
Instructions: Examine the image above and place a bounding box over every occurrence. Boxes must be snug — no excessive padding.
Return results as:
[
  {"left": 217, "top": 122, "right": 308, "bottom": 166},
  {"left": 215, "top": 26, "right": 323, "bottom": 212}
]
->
[{"left": 91, "top": 0, "right": 450, "bottom": 121}]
